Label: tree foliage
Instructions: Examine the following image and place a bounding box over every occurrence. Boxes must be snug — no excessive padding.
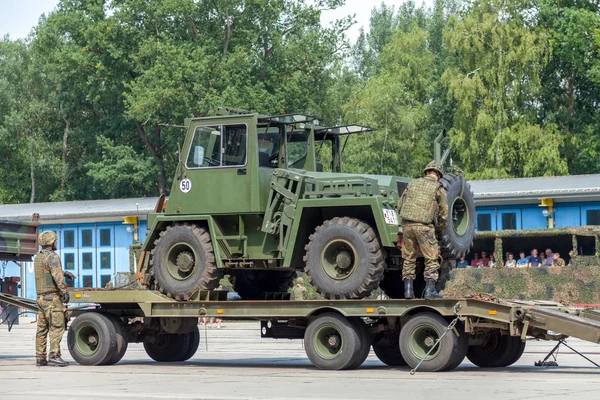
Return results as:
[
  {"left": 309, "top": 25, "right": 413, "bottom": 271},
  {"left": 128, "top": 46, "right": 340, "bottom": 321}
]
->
[{"left": 0, "top": 0, "right": 599, "bottom": 204}]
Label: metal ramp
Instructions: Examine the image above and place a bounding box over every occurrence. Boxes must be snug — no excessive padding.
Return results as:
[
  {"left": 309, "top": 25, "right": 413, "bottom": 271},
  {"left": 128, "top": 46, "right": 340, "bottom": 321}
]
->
[
  {"left": 525, "top": 307, "right": 600, "bottom": 344},
  {"left": 0, "top": 292, "right": 39, "bottom": 312}
]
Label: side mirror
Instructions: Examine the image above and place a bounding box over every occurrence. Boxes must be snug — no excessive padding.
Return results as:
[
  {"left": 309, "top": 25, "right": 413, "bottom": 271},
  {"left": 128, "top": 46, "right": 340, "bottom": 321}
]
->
[{"left": 193, "top": 146, "right": 205, "bottom": 166}]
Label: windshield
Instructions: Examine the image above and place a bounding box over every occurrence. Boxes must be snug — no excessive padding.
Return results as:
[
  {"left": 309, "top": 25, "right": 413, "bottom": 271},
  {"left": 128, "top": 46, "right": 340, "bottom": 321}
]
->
[{"left": 286, "top": 130, "right": 308, "bottom": 167}]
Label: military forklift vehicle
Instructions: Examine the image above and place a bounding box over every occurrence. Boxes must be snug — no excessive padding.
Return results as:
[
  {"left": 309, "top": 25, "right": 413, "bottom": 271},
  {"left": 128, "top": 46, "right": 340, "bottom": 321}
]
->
[{"left": 139, "top": 108, "right": 476, "bottom": 301}]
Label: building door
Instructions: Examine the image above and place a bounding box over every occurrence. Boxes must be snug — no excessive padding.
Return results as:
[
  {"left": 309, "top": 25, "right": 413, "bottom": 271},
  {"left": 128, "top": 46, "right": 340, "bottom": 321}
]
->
[
  {"left": 476, "top": 211, "right": 496, "bottom": 231},
  {"left": 96, "top": 226, "right": 115, "bottom": 288},
  {"left": 498, "top": 210, "right": 520, "bottom": 230}
]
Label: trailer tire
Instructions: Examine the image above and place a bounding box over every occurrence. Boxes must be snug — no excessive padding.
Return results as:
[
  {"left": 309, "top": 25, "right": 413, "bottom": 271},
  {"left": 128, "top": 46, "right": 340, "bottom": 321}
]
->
[
  {"left": 151, "top": 223, "right": 220, "bottom": 301},
  {"left": 67, "top": 313, "right": 118, "bottom": 366},
  {"left": 231, "top": 270, "right": 296, "bottom": 300},
  {"left": 304, "top": 313, "right": 362, "bottom": 370},
  {"left": 144, "top": 332, "right": 191, "bottom": 362},
  {"left": 180, "top": 326, "right": 200, "bottom": 361},
  {"left": 372, "top": 331, "right": 408, "bottom": 367},
  {"left": 438, "top": 174, "right": 476, "bottom": 260},
  {"left": 104, "top": 314, "right": 128, "bottom": 365},
  {"left": 347, "top": 318, "right": 372, "bottom": 369},
  {"left": 399, "top": 313, "right": 466, "bottom": 372},
  {"left": 443, "top": 321, "right": 468, "bottom": 371},
  {"left": 304, "top": 217, "right": 384, "bottom": 299},
  {"left": 467, "top": 333, "right": 525, "bottom": 368}
]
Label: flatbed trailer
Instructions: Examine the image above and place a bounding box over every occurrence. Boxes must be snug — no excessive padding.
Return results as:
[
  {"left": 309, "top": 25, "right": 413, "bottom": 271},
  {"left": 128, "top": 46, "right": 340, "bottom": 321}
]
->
[{"left": 51, "top": 289, "right": 600, "bottom": 371}]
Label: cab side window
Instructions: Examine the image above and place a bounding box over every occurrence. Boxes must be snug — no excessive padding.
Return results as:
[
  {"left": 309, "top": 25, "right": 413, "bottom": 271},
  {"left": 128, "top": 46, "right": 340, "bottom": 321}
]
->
[{"left": 186, "top": 124, "right": 247, "bottom": 168}]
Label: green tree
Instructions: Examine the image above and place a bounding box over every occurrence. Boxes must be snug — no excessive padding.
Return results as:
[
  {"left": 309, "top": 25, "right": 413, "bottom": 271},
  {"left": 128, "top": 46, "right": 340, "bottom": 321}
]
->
[{"left": 442, "top": 0, "right": 568, "bottom": 178}]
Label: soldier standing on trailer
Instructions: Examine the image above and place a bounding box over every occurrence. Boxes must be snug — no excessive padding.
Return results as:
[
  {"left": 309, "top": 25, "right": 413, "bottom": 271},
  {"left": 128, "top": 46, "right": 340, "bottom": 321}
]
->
[
  {"left": 291, "top": 277, "right": 308, "bottom": 300},
  {"left": 34, "top": 231, "right": 69, "bottom": 367},
  {"left": 398, "top": 161, "right": 448, "bottom": 300}
]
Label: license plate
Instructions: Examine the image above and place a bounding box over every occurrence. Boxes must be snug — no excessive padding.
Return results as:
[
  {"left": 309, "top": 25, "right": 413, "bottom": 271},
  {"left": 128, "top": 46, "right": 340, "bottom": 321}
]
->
[{"left": 383, "top": 209, "right": 398, "bottom": 225}]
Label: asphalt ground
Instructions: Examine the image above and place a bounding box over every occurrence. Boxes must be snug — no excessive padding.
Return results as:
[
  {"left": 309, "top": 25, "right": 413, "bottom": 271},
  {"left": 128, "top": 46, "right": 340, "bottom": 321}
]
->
[{"left": 1, "top": 318, "right": 599, "bottom": 400}]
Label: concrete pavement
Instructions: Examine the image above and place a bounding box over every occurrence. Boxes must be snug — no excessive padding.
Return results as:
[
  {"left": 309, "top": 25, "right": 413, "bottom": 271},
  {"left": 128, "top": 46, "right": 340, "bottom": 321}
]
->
[{"left": 1, "top": 319, "right": 599, "bottom": 400}]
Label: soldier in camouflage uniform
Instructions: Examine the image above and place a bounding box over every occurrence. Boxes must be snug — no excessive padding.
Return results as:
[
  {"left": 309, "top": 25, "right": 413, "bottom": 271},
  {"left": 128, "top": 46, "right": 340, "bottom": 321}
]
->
[
  {"left": 552, "top": 252, "right": 566, "bottom": 267},
  {"left": 35, "top": 231, "right": 69, "bottom": 367},
  {"left": 398, "top": 161, "right": 448, "bottom": 299},
  {"left": 291, "top": 277, "right": 308, "bottom": 300}
]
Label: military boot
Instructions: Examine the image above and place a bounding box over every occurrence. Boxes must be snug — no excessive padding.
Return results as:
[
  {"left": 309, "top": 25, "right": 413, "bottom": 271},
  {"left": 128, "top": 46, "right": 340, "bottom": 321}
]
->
[
  {"left": 48, "top": 356, "right": 69, "bottom": 367},
  {"left": 404, "top": 278, "right": 415, "bottom": 299},
  {"left": 36, "top": 359, "right": 47, "bottom": 367},
  {"left": 424, "top": 280, "right": 443, "bottom": 299}
]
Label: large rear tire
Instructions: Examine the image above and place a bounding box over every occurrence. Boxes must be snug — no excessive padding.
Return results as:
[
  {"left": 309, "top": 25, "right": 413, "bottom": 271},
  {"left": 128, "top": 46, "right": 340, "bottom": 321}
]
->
[
  {"left": 304, "top": 217, "right": 384, "bottom": 299},
  {"left": 231, "top": 270, "right": 296, "bottom": 300},
  {"left": 467, "top": 332, "right": 526, "bottom": 368},
  {"left": 151, "top": 223, "right": 220, "bottom": 300},
  {"left": 438, "top": 174, "right": 476, "bottom": 260},
  {"left": 180, "top": 326, "right": 200, "bottom": 361}
]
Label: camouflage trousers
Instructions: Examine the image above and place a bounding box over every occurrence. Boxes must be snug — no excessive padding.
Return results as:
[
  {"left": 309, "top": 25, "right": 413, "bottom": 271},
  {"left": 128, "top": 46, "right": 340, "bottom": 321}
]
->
[
  {"left": 36, "top": 293, "right": 65, "bottom": 360},
  {"left": 401, "top": 224, "right": 440, "bottom": 281}
]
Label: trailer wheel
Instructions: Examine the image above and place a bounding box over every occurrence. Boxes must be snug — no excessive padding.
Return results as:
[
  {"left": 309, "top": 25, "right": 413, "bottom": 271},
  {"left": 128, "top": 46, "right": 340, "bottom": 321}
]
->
[
  {"left": 304, "top": 217, "right": 384, "bottom": 299},
  {"left": 104, "top": 314, "right": 128, "bottom": 365},
  {"left": 347, "top": 318, "right": 372, "bottom": 369},
  {"left": 67, "top": 313, "right": 117, "bottom": 366},
  {"left": 304, "top": 313, "right": 362, "bottom": 370},
  {"left": 467, "top": 332, "right": 525, "bottom": 368},
  {"left": 231, "top": 270, "right": 296, "bottom": 300},
  {"left": 399, "top": 313, "right": 467, "bottom": 372},
  {"left": 180, "top": 326, "right": 200, "bottom": 361},
  {"left": 151, "top": 223, "right": 220, "bottom": 300},
  {"left": 372, "top": 331, "right": 408, "bottom": 367},
  {"left": 143, "top": 332, "right": 191, "bottom": 362},
  {"left": 438, "top": 174, "right": 476, "bottom": 260}
]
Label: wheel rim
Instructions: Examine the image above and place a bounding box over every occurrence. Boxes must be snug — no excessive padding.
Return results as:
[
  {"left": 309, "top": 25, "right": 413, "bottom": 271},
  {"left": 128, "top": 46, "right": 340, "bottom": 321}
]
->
[
  {"left": 75, "top": 323, "right": 101, "bottom": 357},
  {"left": 320, "top": 239, "right": 357, "bottom": 280},
  {"left": 451, "top": 197, "right": 469, "bottom": 237},
  {"left": 475, "top": 333, "right": 501, "bottom": 355},
  {"left": 165, "top": 243, "right": 198, "bottom": 281},
  {"left": 408, "top": 324, "right": 441, "bottom": 360},
  {"left": 313, "top": 324, "right": 344, "bottom": 360}
]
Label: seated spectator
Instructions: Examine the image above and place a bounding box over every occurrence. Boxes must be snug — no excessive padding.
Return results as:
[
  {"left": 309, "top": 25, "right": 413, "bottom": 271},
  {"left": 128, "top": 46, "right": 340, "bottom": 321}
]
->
[
  {"left": 481, "top": 251, "right": 490, "bottom": 267},
  {"left": 470, "top": 253, "right": 481, "bottom": 268},
  {"left": 543, "top": 248, "right": 554, "bottom": 266},
  {"left": 505, "top": 253, "right": 516, "bottom": 268},
  {"left": 528, "top": 248, "right": 542, "bottom": 267},
  {"left": 457, "top": 256, "right": 468, "bottom": 269},
  {"left": 489, "top": 253, "right": 497, "bottom": 268},
  {"left": 552, "top": 252, "right": 566, "bottom": 267},
  {"left": 516, "top": 251, "right": 528, "bottom": 268}
]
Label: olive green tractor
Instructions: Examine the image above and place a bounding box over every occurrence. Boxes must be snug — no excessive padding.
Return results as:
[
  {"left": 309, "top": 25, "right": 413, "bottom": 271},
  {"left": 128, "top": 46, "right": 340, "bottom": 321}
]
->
[{"left": 139, "top": 108, "right": 476, "bottom": 300}]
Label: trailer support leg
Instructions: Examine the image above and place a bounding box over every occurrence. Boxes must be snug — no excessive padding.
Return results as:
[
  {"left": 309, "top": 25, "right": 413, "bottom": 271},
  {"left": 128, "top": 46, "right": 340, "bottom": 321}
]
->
[{"left": 535, "top": 339, "right": 600, "bottom": 368}]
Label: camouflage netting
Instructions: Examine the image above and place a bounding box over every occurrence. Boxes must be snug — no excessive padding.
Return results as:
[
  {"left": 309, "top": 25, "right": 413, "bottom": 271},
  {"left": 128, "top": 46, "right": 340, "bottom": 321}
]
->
[{"left": 442, "top": 266, "right": 600, "bottom": 305}]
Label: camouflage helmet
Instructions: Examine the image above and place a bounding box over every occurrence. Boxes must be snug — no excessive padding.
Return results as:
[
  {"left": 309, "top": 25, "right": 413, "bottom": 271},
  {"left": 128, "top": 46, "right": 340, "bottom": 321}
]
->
[
  {"left": 424, "top": 160, "right": 443, "bottom": 178},
  {"left": 295, "top": 277, "right": 304, "bottom": 285},
  {"left": 39, "top": 231, "right": 58, "bottom": 247}
]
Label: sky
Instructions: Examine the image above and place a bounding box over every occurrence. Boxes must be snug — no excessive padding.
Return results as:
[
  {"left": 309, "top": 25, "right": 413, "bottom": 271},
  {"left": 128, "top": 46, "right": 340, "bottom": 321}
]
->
[{"left": 1, "top": 0, "right": 431, "bottom": 42}]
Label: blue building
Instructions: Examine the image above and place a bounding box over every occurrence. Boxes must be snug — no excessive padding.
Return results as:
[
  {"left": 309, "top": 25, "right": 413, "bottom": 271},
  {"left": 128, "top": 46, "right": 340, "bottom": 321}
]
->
[{"left": 1, "top": 174, "right": 599, "bottom": 298}]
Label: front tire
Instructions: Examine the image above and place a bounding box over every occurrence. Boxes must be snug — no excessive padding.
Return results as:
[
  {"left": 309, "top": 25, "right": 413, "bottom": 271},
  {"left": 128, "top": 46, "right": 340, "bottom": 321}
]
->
[
  {"left": 304, "top": 217, "right": 384, "bottom": 299},
  {"left": 304, "top": 313, "right": 363, "bottom": 370},
  {"left": 151, "top": 223, "right": 220, "bottom": 300},
  {"left": 67, "top": 313, "right": 118, "bottom": 366}
]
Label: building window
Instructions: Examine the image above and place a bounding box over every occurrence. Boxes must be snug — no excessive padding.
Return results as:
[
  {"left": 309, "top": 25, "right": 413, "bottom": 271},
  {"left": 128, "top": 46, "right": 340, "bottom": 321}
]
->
[
  {"left": 82, "top": 229, "right": 93, "bottom": 247},
  {"left": 83, "top": 275, "right": 93, "bottom": 288},
  {"left": 64, "top": 230, "right": 75, "bottom": 248},
  {"left": 100, "top": 252, "right": 111, "bottom": 269},
  {"left": 64, "top": 253, "right": 75, "bottom": 270},
  {"left": 100, "top": 228, "right": 111, "bottom": 247},
  {"left": 587, "top": 210, "right": 600, "bottom": 225},
  {"left": 100, "top": 275, "right": 112, "bottom": 288},
  {"left": 502, "top": 213, "right": 517, "bottom": 230},
  {"left": 477, "top": 214, "right": 492, "bottom": 231},
  {"left": 82, "top": 252, "right": 93, "bottom": 269}
]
